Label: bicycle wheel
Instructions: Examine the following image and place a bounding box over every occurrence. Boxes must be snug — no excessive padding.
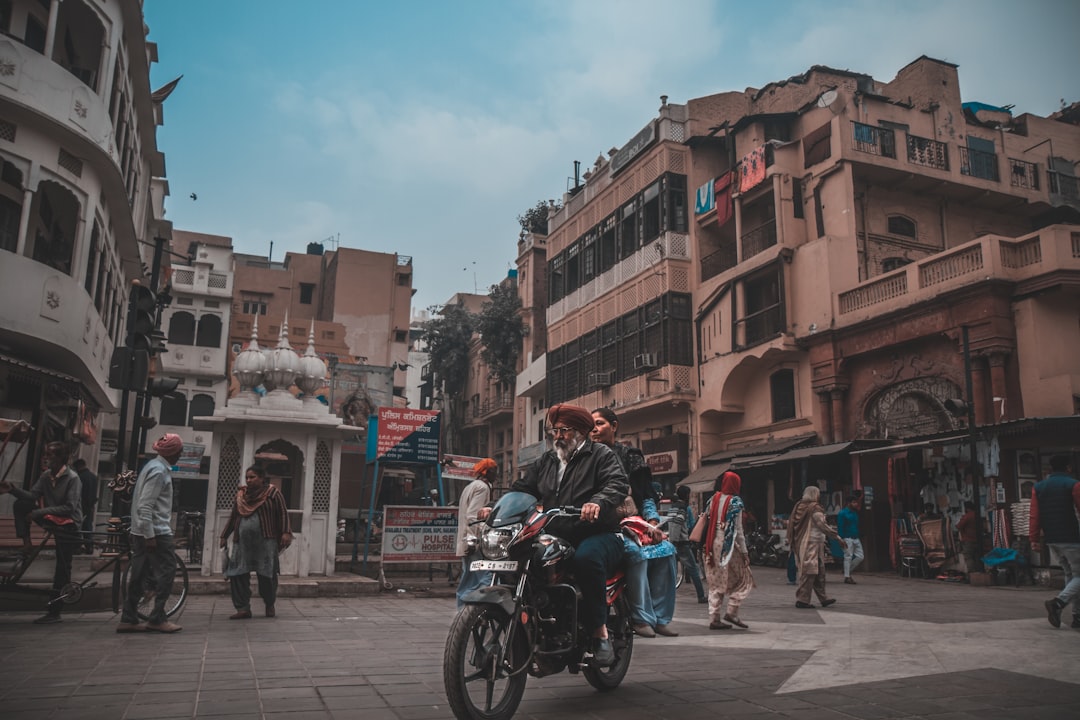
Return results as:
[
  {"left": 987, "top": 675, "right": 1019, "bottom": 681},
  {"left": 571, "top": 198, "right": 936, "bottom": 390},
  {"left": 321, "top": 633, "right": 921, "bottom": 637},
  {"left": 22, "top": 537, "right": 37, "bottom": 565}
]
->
[{"left": 120, "top": 552, "right": 189, "bottom": 621}]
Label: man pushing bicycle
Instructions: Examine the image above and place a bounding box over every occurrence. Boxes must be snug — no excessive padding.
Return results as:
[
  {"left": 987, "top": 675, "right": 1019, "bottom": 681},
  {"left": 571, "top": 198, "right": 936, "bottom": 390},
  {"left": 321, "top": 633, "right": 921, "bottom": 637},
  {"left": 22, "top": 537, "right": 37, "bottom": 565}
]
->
[{"left": 0, "top": 441, "right": 82, "bottom": 624}]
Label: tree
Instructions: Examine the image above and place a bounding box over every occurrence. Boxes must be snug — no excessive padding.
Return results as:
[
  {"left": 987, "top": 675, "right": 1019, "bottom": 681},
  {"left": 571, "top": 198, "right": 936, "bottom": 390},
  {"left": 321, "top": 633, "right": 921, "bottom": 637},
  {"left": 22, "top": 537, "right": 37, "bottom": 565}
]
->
[
  {"left": 517, "top": 199, "right": 560, "bottom": 237},
  {"left": 477, "top": 282, "right": 524, "bottom": 389},
  {"left": 422, "top": 301, "right": 475, "bottom": 453}
]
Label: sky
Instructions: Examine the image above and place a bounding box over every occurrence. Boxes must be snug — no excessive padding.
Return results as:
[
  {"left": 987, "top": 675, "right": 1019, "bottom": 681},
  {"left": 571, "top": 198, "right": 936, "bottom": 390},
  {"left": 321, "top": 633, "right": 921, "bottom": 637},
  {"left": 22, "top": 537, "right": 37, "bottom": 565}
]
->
[{"left": 143, "top": 0, "right": 1080, "bottom": 314}]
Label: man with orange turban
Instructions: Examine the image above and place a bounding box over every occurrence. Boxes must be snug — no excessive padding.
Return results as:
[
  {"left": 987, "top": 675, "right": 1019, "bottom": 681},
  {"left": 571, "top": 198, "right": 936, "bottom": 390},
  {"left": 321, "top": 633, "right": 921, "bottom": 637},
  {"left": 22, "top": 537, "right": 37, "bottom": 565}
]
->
[
  {"left": 117, "top": 433, "right": 184, "bottom": 633},
  {"left": 454, "top": 458, "right": 497, "bottom": 607}
]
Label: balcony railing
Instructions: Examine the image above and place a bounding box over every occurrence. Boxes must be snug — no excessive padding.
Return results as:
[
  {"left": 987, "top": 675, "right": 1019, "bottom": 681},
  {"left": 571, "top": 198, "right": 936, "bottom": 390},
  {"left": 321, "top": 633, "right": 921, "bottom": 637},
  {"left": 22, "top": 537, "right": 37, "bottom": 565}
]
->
[
  {"left": 959, "top": 147, "right": 999, "bottom": 181},
  {"left": 838, "top": 272, "right": 908, "bottom": 314},
  {"left": 700, "top": 244, "right": 737, "bottom": 282},
  {"left": 1049, "top": 171, "right": 1080, "bottom": 200},
  {"left": 906, "top": 134, "right": 949, "bottom": 171},
  {"left": 851, "top": 122, "right": 896, "bottom": 158},
  {"left": 480, "top": 396, "right": 514, "bottom": 418},
  {"left": 740, "top": 219, "right": 777, "bottom": 261},
  {"left": 1009, "top": 158, "right": 1039, "bottom": 190},
  {"left": 735, "top": 304, "right": 784, "bottom": 348}
]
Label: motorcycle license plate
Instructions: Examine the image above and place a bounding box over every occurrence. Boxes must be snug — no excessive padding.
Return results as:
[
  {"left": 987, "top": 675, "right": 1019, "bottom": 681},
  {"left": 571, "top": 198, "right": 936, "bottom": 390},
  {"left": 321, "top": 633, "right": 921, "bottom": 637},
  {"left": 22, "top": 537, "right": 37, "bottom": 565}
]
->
[{"left": 470, "top": 560, "right": 518, "bottom": 571}]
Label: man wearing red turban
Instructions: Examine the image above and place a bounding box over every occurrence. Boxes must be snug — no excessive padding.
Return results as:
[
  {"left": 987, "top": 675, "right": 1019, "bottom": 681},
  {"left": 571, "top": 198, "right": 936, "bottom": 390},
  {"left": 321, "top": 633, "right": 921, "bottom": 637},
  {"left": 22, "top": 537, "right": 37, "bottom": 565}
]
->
[
  {"left": 510, "top": 403, "right": 629, "bottom": 666},
  {"left": 117, "top": 433, "right": 184, "bottom": 633}
]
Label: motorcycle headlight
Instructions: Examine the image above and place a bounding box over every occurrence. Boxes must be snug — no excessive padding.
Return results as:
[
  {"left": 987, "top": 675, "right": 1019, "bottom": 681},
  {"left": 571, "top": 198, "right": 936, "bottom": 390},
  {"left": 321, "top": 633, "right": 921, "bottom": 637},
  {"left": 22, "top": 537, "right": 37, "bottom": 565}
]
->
[{"left": 481, "top": 524, "right": 521, "bottom": 560}]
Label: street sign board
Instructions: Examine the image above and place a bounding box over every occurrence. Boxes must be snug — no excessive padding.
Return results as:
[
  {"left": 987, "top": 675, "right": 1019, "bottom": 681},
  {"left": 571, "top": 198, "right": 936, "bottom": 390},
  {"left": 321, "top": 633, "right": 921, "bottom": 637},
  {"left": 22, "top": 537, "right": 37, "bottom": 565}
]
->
[
  {"left": 374, "top": 407, "right": 440, "bottom": 463},
  {"left": 379, "top": 505, "right": 458, "bottom": 563}
]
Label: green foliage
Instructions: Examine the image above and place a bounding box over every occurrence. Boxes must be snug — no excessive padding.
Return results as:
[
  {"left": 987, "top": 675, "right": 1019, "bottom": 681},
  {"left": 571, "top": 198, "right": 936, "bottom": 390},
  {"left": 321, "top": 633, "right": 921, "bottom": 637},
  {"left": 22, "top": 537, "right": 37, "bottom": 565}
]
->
[
  {"left": 517, "top": 199, "right": 560, "bottom": 236},
  {"left": 422, "top": 302, "right": 475, "bottom": 397},
  {"left": 477, "top": 282, "right": 523, "bottom": 388}
]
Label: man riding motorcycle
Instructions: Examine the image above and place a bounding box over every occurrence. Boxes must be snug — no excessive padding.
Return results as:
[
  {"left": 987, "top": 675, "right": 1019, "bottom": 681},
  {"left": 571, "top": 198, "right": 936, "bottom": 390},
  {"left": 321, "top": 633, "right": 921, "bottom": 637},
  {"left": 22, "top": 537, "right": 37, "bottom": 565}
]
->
[{"left": 484, "top": 403, "right": 628, "bottom": 665}]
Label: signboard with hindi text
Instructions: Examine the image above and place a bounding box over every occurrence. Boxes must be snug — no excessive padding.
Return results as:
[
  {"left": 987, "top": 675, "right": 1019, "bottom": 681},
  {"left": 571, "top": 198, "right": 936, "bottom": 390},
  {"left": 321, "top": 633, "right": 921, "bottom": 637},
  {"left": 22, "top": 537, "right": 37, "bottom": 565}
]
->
[
  {"left": 375, "top": 407, "right": 440, "bottom": 464},
  {"left": 379, "top": 505, "right": 459, "bottom": 563}
]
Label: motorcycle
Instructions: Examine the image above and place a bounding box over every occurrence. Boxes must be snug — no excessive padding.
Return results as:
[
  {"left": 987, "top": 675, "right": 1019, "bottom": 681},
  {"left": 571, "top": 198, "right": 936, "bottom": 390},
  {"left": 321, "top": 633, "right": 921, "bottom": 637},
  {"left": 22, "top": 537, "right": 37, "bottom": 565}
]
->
[
  {"left": 746, "top": 526, "right": 787, "bottom": 567},
  {"left": 443, "top": 491, "right": 635, "bottom": 720}
]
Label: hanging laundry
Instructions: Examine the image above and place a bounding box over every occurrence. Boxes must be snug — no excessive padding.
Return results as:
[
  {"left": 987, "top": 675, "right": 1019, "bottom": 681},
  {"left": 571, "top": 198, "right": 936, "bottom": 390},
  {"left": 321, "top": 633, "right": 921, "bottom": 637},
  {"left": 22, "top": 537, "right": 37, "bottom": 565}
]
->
[
  {"left": 714, "top": 172, "right": 734, "bottom": 226},
  {"left": 739, "top": 145, "right": 767, "bottom": 193}
]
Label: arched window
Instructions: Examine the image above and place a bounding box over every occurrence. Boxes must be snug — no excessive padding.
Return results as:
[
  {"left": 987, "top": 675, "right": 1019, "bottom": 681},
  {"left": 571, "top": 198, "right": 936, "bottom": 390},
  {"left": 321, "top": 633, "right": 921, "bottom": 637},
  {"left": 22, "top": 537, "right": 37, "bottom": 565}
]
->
[
  {"left": 887, "top": 215, "right": 916, "bottom": 238},
  {"left": 168, "top": 311, "right": 196, "bottom": 345},
  {"left": 159, "top": 392, "right": 187, "bottom": 427},
  {"left": 188, "top": 393, "right": 215, "bottom": 426},
  {"left": 196, "top": 314, "right": 222, "bottom": 347},
  {"left": 770, "top": 369, "right": 796, "bottom": 422}
]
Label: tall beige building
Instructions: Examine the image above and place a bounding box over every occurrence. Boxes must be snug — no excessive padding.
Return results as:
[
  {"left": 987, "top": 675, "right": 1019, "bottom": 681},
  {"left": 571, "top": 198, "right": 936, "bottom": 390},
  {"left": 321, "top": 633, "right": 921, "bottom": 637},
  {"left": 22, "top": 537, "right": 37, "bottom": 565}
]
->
[
  {"left": 518, "top": 56, "right": 1080, "bottom": 572},
  {"left": 0, "top": 1, "right": 170, "bottom": 491}
]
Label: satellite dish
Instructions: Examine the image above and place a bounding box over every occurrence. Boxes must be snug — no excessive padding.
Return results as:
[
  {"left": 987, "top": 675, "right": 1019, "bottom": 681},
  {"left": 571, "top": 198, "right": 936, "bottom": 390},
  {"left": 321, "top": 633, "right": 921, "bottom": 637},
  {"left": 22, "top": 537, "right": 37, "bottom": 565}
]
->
[{"left": 817, "top": 90, "right": 839, "bottom": 108}]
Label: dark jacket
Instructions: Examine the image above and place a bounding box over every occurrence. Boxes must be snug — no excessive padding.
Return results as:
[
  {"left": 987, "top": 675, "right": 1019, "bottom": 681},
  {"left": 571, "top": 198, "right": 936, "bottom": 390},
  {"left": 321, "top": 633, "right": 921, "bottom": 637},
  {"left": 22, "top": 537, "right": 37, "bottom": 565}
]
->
[
  {"left": 78, "top": 468, "right": 98, "bottom": 514},
  {"left": 609, "top": 443, "right": 657, "bottom": 511},
  {"left": 11, "top": 467, "right": 82, "bottom": 526},
  {"left": 512, "top": 439, "right": 628, "bottom": 544},
  {"left": 1030, "top": 473, "right": 1080, "bottom": 544}
]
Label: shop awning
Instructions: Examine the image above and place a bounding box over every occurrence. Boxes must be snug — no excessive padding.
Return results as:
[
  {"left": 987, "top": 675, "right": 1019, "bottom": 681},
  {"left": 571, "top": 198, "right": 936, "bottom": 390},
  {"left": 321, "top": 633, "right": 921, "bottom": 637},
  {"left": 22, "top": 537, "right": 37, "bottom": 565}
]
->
[
  {"left": 775, "top": 441, "right": 855, "bottom": 461},
  {"left": 677, "top": 462, "right": 730, "bottom": 494},
  {"left": 700, "top": 433, "right": 817, "bottom": 464},
  {"left": 849, "top": 435, "right": 968, "bottom": 456}
]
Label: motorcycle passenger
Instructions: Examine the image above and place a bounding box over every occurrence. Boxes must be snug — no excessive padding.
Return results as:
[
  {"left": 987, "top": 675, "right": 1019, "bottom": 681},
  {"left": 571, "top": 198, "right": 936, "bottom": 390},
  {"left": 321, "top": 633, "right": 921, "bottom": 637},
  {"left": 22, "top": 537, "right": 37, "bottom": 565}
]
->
[
  {"left": 591, "top": 408, "right": 679, "bottom": 638},
  {"left": 510, "top": 404, "right": 629, "bottom": 666}
]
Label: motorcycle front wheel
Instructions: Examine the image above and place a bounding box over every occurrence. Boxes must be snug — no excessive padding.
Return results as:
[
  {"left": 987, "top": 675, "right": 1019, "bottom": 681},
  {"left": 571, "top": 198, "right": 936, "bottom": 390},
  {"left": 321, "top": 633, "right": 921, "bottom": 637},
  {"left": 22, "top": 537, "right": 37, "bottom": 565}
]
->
[
  {"left": 443, "top": 604, "right": 529, "bottom": 720},
  {"left": 583, "top": 593, "right": 634, "bottom": 691}
]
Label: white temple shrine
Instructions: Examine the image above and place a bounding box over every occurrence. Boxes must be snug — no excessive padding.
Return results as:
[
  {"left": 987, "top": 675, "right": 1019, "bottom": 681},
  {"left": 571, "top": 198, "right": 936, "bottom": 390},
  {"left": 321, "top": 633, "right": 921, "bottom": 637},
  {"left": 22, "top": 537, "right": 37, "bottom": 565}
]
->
[{"left": 193, "top": 316, "right": 364, "bottom": 577}]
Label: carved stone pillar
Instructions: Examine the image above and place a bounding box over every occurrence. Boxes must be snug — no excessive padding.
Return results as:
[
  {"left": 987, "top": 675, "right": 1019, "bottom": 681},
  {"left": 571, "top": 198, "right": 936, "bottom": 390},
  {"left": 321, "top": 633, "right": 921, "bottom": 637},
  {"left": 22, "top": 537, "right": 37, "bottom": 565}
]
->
[
  {"left": 817, "top": 391, "right": 834, "bottom": 444},
  {"left": 830, "top": 386, "right": 848, "bottom": 443}
]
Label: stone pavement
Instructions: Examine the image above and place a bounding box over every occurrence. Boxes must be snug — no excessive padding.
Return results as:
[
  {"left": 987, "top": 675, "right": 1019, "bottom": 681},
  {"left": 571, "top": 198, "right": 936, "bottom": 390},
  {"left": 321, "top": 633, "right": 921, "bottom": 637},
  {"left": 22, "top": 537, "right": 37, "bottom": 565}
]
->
[{"left": 2, "top": 567, "right": 1079, "bottom": 720}]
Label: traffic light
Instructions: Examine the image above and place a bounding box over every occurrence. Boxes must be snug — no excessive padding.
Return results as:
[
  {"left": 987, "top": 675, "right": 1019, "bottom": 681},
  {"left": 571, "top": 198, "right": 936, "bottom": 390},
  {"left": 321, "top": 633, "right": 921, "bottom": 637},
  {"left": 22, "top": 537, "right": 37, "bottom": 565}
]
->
[
  {"left": 125, "top": 284, "right": 167, "bottom": 355},
  {"left": 107, "top": 347, "right": 149, "bottom": 391},
  {"left": 147, "top": 377, "right": 181, "bottom": 397}
]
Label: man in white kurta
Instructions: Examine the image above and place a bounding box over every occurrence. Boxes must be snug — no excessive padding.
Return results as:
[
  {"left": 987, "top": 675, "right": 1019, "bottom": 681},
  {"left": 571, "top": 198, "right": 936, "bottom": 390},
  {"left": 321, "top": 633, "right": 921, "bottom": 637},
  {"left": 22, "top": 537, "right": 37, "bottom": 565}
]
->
[{"left": 454, "top": 458, "right": 496, "bottom": 607}]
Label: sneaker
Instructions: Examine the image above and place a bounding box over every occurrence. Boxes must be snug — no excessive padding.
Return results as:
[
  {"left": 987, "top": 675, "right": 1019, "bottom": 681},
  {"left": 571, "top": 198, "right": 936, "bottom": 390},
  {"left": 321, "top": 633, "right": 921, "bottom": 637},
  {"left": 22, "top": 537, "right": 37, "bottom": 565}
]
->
[
  {"left": 844, "top": 577, "right": 856, "bottom": 585},
  {"left": 230, "top": 609, "right": 252, "bottom": 620},
  {"left": 265, "top": 605, "right": 276, "bottom": 618},
  {"left": 591, "top": 637, "right": 615, "bottom": 666},
  {"left": 1046, "top": 598, "right": 1064, "bottom": 628},
  {"left": 632, "top": 622, "right": 655, "bottom": 638},
  {"left": 33, "top": 613, "right": 62, "bottom": 625},
  {"left": 820, "top": 598, "right": 837, "bottom": 608},
  {"left": 654, "top": 624, "right": 679, "bottom": 637}
]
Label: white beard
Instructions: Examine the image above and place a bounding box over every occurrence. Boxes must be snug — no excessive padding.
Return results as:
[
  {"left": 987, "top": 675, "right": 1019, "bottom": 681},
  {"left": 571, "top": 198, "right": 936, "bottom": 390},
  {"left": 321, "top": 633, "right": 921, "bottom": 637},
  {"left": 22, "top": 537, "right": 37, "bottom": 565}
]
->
[{"left": 555, "top": 432, "right": 583, "bottom": 463}]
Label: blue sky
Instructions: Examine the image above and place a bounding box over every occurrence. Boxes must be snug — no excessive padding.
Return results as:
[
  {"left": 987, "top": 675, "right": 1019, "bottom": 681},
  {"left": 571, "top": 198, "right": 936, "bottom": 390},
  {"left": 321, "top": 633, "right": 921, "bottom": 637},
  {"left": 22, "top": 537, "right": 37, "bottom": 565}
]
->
[{"left": 143, "top": 0, "right": 1080, "bottom": 313}]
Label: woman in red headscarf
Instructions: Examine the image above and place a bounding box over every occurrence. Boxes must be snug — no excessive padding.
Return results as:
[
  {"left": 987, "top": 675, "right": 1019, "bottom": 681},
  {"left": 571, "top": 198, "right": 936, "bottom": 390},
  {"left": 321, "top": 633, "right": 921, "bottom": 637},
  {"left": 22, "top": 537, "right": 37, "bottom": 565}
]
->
[{"left": 700, "top": 471, "right": 755, "bottom": 629}]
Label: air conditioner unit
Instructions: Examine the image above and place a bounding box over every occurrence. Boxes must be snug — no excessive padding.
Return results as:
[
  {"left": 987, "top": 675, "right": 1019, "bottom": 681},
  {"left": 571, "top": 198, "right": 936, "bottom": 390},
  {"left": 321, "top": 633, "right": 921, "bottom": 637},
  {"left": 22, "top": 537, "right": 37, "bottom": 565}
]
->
[
  {"left": 633, "top": 353, "right": 658, "bottom": 370},
  {"left": 587, "top": 371, "right": 614, "bottom": 388}
]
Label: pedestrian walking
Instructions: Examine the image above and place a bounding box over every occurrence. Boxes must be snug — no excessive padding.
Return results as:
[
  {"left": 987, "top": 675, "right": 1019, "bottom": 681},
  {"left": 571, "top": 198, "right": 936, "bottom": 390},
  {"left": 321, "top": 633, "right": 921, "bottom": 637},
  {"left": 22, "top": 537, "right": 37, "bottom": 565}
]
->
[
  {"left": 118, "top": 433, "right": 184, "bottom": 633},
  {"left": 837, "top": 493, "right": 864, "bottom": 584},
  {"left": 670, "top": 485, "right": 707, "bottom": 603},
  {"left": 455, "top": 458, "right": 495, "bottom": 608},
  {"left": 220, "top": 464, "right": 293, "bottom": 619},
  {"left": 694, "top": 470, "right": 754, "bottom": 629},
  {"left": 956, "top": 501, "right": 979, "bottom": 577},
  {"left": 1029, "top": 455, "right": 1080, "bottom": 629},
  {"left": 788, "top": 484, "right": 841, "bottom": 609}
]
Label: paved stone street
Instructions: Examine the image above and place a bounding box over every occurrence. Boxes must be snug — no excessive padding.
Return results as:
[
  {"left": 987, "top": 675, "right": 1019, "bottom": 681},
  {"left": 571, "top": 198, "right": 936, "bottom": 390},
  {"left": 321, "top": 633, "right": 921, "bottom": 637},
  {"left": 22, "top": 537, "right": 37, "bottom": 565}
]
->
[{"left": 2, "top": 567, "right": 1080, "bottom": 720}]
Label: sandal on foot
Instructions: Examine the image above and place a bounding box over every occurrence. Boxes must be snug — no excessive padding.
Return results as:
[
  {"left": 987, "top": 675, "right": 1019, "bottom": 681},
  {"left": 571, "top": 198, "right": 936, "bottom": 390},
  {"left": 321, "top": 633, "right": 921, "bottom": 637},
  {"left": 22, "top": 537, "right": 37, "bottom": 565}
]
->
[
  {"left": 709, "top": 620, "right": 732, "bottom": 630},
  {"left": 723, "top": 613, "right": 748, "bottom": 629}
]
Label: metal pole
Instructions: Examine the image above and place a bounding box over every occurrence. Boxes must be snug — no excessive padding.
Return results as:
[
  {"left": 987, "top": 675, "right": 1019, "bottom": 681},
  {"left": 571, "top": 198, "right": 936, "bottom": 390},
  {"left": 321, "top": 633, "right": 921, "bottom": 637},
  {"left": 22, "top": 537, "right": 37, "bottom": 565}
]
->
[
  {"left": 961, "top": 326, "right": 983, "bottom": 562},
  {"left": 130, "top": 238, "right": 168, "bottom": 470},
  {"left": 361, "top": 460, "right": 380, "bottom": 573}
]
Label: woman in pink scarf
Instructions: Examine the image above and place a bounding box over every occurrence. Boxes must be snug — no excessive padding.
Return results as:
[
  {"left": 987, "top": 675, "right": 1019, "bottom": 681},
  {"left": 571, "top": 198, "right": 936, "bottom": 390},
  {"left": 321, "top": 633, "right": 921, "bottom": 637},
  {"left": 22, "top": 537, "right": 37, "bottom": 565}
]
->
[{"left": 702, "top": 471, "right": 755, "bottom": 629}]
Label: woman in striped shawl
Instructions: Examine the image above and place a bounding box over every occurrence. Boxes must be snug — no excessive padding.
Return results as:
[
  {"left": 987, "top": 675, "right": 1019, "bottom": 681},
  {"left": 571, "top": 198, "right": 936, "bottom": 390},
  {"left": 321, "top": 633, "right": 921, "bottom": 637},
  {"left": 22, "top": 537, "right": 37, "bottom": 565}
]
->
[
  {"left": 220, "top": 464, "right": 292, "bottom": 619},
  {"left": 702, "top": 471, "right": 755, "bottom": 630}
]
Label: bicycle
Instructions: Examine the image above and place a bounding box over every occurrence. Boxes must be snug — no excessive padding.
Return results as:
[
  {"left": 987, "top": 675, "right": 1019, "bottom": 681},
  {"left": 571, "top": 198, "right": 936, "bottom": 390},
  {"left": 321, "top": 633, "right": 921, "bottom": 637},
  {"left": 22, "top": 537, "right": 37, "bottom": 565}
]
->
[
  {"left": 178, "top": 510, "right": 205, "bottom": 565},
  {"left": 0, "top": 515, "right": 189, "bottom": 621}
]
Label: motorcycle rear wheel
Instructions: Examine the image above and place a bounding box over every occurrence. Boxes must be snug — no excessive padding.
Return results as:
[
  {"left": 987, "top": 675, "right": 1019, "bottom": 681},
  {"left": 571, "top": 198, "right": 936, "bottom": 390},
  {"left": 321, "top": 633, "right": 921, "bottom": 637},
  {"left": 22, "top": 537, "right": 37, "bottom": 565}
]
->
[
  {"left": 444, "top": 604, "right": 529, "bottom": 720},
  {"left": 583, "top": 593, "right": 634, "bottom": 691}
]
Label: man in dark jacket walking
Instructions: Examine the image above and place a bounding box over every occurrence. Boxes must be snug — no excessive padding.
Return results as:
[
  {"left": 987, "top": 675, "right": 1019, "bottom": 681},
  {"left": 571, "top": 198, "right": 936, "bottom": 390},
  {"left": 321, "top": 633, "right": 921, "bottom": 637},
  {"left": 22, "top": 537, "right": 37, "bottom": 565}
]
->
[
  {"left": 1030, "top": 455, "right": 1080, "bottom": 628},
  {"left": 74, "top": 458, "right": 98, "bottom": 551},
  {"left": 511, "top": 403, "right": 628, "bottom": 666}
]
